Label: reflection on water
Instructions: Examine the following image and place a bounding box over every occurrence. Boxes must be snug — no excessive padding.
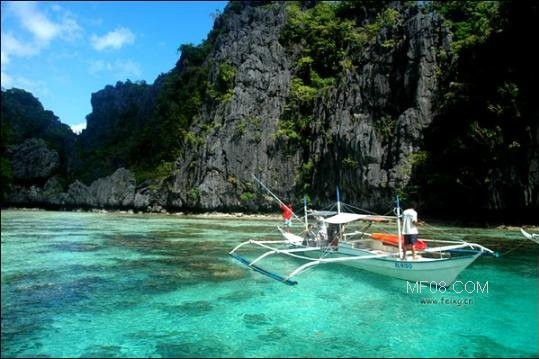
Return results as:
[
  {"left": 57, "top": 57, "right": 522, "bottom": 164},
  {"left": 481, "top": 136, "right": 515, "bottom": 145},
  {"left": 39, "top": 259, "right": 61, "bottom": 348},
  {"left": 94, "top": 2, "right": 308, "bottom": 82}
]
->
[{"left": 1, "top": 209, "right": 538, "bottom": 358}]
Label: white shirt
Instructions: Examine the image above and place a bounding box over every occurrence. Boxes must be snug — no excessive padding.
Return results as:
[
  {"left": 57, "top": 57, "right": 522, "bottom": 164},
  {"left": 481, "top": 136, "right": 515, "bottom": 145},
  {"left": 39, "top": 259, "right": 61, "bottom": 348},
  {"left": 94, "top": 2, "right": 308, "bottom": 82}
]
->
[
  {"left": 402, "top": 208, "right": 418, "bottom": 235},
  {"left": 317, "top": 222, "right": 327, "bottom": 239}
]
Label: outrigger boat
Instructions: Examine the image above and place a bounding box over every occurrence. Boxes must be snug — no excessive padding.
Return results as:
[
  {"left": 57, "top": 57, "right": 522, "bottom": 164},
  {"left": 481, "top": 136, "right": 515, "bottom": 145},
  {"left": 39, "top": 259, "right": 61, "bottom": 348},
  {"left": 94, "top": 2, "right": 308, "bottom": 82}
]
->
[{"left": 229, "top": 178, "right": 497, "bottom": 286}]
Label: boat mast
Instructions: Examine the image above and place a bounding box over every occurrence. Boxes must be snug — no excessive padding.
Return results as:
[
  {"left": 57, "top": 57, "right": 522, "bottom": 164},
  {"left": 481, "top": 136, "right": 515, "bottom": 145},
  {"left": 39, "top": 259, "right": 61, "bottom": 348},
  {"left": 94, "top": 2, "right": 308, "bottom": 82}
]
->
[
  {"left": 337, "top": 187, "right": 342, "bottom": 244},
  {"left": 336, "top": 186, "right": 341, "bottom": 213},
  {"left": 396, "top": 195, "right": 402, "bottom": 259},
  {"left": 303, "top": 196, "right": 308, "bottom": 230}
]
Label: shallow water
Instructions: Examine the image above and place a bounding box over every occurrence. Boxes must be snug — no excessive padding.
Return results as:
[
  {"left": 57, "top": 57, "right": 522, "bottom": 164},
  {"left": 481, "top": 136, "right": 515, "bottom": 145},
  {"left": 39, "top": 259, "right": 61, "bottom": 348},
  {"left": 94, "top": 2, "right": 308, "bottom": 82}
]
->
[{"left": 1, "top": 209, "right": 538, "bottom": 357}]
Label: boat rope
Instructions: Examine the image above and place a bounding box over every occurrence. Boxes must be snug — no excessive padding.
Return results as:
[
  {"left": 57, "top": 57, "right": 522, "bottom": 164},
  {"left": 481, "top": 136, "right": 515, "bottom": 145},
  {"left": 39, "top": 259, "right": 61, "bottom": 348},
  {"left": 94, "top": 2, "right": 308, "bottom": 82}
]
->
[
  {"left": 320, "top": 203, "right": 337, "bottom": 212},
  {"left": 500, "top": 242, "right": 526, "bottom": 256},
  {"left": 340, "top": 202, "right": 379, "bottom": 215},
  {"left": 252, "top": 175, "right": 302, "bottom": 222},
  {"left": 334, "top": 201, "right": 468, "bottom": 246},
  {"left": 416, "top": 221, "right": 468, "bottom": 244},
  {"left": 245, "top": 232, "right": 281, "bottom": 241}
]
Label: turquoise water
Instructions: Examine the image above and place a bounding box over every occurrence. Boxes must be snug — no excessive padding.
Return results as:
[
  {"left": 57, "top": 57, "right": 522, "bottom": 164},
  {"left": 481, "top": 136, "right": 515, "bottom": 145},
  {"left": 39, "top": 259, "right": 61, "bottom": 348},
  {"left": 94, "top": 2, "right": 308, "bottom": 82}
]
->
[{"left": 1, "top": 209, "right": 538, "bottom": 358}]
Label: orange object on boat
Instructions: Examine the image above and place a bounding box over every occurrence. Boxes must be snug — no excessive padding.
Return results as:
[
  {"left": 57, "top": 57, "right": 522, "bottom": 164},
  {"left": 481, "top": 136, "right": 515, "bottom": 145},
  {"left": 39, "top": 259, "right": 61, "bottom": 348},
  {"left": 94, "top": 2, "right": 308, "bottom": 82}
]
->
[{"left": 370, "top": 233, "right": 427, "bottom": 250}]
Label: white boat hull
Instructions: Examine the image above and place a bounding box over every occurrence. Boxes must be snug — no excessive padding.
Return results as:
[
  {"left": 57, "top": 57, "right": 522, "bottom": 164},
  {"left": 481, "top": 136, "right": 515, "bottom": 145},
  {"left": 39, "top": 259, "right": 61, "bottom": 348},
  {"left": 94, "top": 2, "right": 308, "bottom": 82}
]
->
[
  {"left": 298, "top": 243, "right": 481, "bottom": 285},
  {"left": 232, "top": 180, "right": 495, "bottom": 285}
]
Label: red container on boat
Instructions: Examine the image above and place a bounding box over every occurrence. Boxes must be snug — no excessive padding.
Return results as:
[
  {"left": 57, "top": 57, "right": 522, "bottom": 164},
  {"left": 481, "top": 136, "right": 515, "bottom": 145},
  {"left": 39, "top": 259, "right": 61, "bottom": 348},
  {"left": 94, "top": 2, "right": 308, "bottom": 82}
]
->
[{"left": 371, "top": 233, "right": 427, "bottom": 250}]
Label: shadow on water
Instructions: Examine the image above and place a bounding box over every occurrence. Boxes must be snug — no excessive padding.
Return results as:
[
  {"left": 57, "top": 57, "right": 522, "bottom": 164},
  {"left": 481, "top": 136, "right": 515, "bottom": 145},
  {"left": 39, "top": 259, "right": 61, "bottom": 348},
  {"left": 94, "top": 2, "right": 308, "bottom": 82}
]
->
[
  {"left": 46, "top": 242, "right": 101, "bottom": 253},
  {"left": 257, "top": 326, "right": 288, "bottom": 341},
  {"left": 158, "top": 301, "right": 215, "bottom": 317},
  {"left": 85, "top": 255, "right": 249, "bottom": 300},
  {"left": 80, "top": 345, "right": 124, "bottom": 358},
  {"left": 217, "top": 289, "right": 266, "bottom": 302},
  {"left": 104, "top": 234, "right": 232, "bottom": 257},
  {"left": 283, "top": 255, "right": 406, "bottom": 294},
  {"left": 153, "top": 334, "right": 234, "bottom": 358},
  {"left": 458, "top": 334, "right": 537, "bottom": 358},
  {"left": 1, "top": 275, "right": 108, "bottom": 357},
  {"left": 242, "top": 313, "right": 272, "bottom": 329}
]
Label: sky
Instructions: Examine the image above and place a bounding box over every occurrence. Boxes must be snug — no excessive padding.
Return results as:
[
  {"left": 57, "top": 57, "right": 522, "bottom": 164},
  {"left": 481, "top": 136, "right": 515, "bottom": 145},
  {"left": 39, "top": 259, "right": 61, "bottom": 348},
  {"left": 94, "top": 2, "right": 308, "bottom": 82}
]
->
[{"left": 1, "top": 1, "right": 228, "bottom": 133}]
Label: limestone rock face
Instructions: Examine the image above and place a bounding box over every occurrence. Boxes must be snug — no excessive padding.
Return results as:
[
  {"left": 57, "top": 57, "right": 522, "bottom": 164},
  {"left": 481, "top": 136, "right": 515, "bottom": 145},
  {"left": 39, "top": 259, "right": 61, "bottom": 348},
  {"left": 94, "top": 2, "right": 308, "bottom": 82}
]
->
[
  {"left": 2, "top": 3, "right": 452, "bottom": 213},
  {"left": 309, "top": 8, "right": 451, "bottom": 207},
  {"left": 4, "top": 2, "right": 534, "bottom": 220},
  {"left": 168, "top": 3, "right": 452, "bottom": 210},
  {"left": 81, "top": 81, "right": 157, "bottom": 151},
  {"left": 167, "top": 2, "right": 296, "bottom": 211},
  {"left": 10, "top": 138, "right": 60, "bottom": 181},
  {"left": 66, "top": 180, "right": 94, "bottom": 207},
  {"left": 63, "top": 168, "right": 137, "bottom": 208},
  {"left": 88, "top": 168, "right": 136, "bottom": 208}
]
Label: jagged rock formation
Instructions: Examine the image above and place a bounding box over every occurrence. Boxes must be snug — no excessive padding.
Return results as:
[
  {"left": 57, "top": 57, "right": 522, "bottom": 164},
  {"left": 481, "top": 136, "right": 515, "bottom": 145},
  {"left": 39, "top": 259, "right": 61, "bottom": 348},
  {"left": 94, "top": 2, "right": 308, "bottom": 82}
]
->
[
  {"left": 74, "top": 80, "right": 160, "bottom": 182},
  {"left": 9, "top": 138, "right": 60, "bottom": 182},
  {"left": 2, "top": 1, "right": 537, "bottom": 222},
  {"left": 8, "top": 167, "right": 137, "bottom": 209},
  {"left": 86, "top": 168, "right": 136, "bottom": 208},
  {"left": 306, "top": 6, "right": 451, "bottom": 208},
  {"left": 166, "top": 3, "right": 451, "bottom": 211},
  {"left": 169, "top": 2, "right": 295, "bottom": 210}
]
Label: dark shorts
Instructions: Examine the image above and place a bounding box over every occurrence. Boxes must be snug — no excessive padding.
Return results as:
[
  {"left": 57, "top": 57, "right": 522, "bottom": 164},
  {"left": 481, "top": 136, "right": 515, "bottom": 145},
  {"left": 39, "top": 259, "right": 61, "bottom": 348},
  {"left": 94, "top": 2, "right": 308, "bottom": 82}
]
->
[{"left": 404, "top": 234, "right": 418, "bottom": 246}]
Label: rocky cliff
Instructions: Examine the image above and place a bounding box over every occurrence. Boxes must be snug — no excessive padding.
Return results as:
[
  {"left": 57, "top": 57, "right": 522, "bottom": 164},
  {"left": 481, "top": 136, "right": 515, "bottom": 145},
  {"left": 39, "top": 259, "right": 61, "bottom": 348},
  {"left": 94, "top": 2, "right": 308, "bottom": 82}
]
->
[
  {"left": 165, "top": 2, "right": 452, "bottom": 212},
  {"left": 9, "top": 138, "right": 60, "bottom": 183},
  {"left": 2, "top": 1, "right": 537, "bottom": 223},
  {"left": 73, "top": 80, "right": 161, "bottom": 183}
]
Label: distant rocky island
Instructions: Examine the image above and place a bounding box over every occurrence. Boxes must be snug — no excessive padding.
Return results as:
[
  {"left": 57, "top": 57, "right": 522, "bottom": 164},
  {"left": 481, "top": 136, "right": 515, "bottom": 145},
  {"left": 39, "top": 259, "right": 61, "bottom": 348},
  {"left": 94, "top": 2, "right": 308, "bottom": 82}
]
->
[{"left": 1, "top": 1, "right": 537, "bottom": 224}]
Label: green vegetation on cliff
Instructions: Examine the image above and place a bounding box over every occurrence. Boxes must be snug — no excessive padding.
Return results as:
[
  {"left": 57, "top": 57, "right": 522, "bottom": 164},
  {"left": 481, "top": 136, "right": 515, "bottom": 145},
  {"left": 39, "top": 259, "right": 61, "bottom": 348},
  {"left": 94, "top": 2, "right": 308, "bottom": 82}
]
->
[
  {"left": 1, "top": 89, "right": 76, "bottom": 196},
  {"left": 1, "top": 89, "right": 75, "bottom": 152},
  {"left": 408, "top": 1, "right": 538, "bottom": 220},
  {"left": 278, "top": 1, "right": 405, "bottom": 192},
  {"left": 428, "top": 1, "right": 502, "bottom": 54},
  {"left": 74, "top": 28, "right": 231, "bottom": 184},
  {"left": 2, "top": 1, "right": 536, "bottom": 221},
  {"left": 74, "top": 80, "right": 153, "bottom": 184}
]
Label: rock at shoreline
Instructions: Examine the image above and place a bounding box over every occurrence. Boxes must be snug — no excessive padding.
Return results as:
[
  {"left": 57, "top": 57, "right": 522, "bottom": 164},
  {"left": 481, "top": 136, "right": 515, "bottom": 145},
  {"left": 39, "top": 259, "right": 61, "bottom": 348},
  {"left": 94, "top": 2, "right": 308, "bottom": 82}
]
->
[{"left": 89, "top": 168, "right": 136, "bottom": 208}]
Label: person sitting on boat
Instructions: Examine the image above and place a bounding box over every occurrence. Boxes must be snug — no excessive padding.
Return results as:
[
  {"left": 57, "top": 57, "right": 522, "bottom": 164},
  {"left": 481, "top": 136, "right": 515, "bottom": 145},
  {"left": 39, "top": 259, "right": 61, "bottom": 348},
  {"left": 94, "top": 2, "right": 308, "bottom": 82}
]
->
[
  {"left": 302, "top": 224, "right": 316, "bottom": 246},
  {"left": 328, "top": 223, "right": 340, "bottom": 248},
  {"left": 280, "top": 202, "right": 293, "bottom": 232},
  {"left": 402, "top": 207, "right": 419, "bottom": 260}
]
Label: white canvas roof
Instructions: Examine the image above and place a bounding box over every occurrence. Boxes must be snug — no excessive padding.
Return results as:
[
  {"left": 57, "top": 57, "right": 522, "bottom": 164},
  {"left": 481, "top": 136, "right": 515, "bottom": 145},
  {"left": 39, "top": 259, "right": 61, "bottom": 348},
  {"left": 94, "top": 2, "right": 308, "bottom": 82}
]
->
[{"left": 324, "top": 212, "right": 395, "bottom": 224}]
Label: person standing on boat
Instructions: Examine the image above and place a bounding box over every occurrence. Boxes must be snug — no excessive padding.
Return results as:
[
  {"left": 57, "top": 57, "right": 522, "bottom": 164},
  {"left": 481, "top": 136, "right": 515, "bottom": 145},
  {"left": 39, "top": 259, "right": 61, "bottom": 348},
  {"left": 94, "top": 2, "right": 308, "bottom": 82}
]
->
[
  {"left": 280, "top": 202, "right": 293, "bottom": 232},
  {"left": 316, "top": 217, "right": 328, "bottom": 247},
  {"left": 402, "top": 207, "right": 419, "bottom": 260}
]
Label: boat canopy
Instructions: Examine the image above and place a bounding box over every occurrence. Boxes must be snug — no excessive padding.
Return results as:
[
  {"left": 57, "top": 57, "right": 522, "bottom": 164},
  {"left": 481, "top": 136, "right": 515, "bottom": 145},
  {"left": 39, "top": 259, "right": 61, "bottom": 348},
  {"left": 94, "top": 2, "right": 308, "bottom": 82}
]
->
[
  {"left": 308, "top": 210, "right": 338, "bottom": 217},
  {"left": 325, "top": 212, "right": 395, "bottom": 224}
]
